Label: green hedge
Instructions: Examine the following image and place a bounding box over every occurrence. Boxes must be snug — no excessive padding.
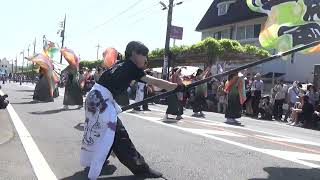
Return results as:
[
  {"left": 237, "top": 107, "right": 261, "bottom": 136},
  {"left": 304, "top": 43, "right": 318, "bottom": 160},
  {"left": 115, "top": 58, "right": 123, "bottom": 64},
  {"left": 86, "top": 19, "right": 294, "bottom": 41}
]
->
[
  {"left": 79, "top": 60, "right": 103, "bottom": 69},
  {"left": 78, "top": 38, "right": 270, "bottom": 68},
  {"left": 149, "top": 37, "right": 270, "bottom": 59}
]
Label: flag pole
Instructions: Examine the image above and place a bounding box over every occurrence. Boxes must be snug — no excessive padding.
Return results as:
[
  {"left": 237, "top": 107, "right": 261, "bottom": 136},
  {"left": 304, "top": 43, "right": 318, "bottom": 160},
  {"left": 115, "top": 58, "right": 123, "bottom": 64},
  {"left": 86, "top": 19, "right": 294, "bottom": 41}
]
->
[{"left": 121, "top": 40, "right": 320, "bottom": 112}]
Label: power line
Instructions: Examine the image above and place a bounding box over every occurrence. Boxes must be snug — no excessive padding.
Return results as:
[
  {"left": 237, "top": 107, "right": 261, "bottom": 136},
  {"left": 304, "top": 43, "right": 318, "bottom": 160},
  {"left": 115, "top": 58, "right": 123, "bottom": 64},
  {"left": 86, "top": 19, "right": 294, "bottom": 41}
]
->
[
  {"left": 129, "top": 9, "right": 164, "bottom": 26},
  {"left": 87, "top": 0, "right": 147, "bottom": 33},
  {"left": 127, "top": 2, "right": 160, "bottom": 19}
]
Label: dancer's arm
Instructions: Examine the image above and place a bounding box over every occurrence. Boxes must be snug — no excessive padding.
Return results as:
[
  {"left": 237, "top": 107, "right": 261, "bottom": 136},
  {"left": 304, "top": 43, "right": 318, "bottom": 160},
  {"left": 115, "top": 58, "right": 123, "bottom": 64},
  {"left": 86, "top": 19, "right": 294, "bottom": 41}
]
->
[{"left": 141, "top": 75, "right": 178, "bottom": 91}]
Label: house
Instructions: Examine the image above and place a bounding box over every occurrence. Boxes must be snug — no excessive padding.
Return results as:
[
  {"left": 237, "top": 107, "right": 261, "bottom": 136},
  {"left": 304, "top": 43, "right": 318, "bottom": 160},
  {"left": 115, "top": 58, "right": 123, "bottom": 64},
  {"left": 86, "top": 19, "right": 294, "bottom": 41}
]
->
[
  {"left": 0, "top": 58, "right": 12, "bottom": 75},
  {"left": 196, "top": 0, "right": 320, "bottom": 83}
]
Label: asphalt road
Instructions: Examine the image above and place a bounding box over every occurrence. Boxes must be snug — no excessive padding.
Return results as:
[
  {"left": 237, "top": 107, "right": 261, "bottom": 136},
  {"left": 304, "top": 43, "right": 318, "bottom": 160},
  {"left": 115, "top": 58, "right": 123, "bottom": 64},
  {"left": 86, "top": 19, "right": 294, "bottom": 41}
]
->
[{"left": 0, "top": 82, "right": 320, "bottom": 180}]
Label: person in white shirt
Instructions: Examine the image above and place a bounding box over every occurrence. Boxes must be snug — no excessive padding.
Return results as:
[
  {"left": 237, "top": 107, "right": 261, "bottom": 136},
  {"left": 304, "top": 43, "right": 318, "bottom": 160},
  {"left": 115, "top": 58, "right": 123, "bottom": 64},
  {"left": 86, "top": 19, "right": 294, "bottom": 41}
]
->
[
  {"left": 133, "top": 81, "right": 145, "bottom": 111},
  {"left": 251, "top": 73, "right": 264, "bottom": 118},
  {"left": 284, "top": 81, "right": 300, "bottom": 122},
  {"left": 273, "top": 81, "right": 288, "bottom": 120}
]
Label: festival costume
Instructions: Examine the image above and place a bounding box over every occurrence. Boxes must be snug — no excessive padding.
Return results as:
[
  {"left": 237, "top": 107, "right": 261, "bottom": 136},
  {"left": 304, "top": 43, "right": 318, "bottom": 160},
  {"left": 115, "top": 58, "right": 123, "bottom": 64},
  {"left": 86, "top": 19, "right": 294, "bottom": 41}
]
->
[
  {"left": 63, "top": 66, "right": 83, "bottom": 106},
  {"left": 80, "top": 60, "right": 161, "bottom": 180}
]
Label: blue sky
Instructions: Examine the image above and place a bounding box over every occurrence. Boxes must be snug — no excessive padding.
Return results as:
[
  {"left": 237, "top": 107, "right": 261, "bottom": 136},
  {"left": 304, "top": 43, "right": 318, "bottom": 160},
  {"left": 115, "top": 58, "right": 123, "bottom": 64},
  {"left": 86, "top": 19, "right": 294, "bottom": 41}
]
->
[{"left": 0, "top": 0, "right": 213, "bottom": 64}]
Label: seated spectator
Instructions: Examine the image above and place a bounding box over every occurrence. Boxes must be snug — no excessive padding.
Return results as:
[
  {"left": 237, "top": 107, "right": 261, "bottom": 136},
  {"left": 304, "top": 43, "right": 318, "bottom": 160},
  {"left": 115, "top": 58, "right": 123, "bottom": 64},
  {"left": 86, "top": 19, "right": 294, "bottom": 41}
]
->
[
  {"left": 289, "top": 94, "right": 314, "bottom": 129},
  {"left": 313, "top": 104, "right": 320, "bottom": 130},
  {"left": 289, "top": 94, "right": 304, "bottom": 126},
  {"left": 259, "top": 96, "right": 273, "bottom": 120},
  {"left": 301, "top": 95, "right": 314, "bottom": 129},
  {"left": 306, "top": 84, "right": 316, "bottom": 106}
]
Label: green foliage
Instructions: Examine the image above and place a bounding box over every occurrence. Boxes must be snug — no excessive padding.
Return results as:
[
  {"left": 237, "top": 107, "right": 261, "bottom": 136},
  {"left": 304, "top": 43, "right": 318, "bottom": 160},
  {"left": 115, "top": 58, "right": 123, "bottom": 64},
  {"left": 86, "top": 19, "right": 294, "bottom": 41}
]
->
[
  {"left": 76, "top": 38, "right": 271, "bottom": 65},
  {"left": 79, "top": 60, "right": 103, "bottom": 69},
  {"left": 148, "top": 48, "right": 165, "bottom": 59},
  {"left": 243, "top": 44, "right": 270, "bottom": 57},
  {"left": 148, "top": 37, "right": 270, "bottom": 59}
]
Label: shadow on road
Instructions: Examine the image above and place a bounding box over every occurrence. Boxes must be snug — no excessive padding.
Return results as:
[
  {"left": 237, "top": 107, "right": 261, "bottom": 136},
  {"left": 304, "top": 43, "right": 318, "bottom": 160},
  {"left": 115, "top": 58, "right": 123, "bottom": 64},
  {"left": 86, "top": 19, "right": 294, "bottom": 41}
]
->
[
  {"left": 249, "top": 167, "right": 320, "bottom": 180},
  {"left": 61, "top": 165, "right": 142, "bottom": 180},
  {"left": 29, "top": 108, "right": 79, "bottom": 115},
  {"left": 74, "top": 123, "right": 84, "bottom": 131},
  {"left": 15, "top": 89, "right": 34, "bottom": 92},
  {"left": 10, "top": 101, "right": 50, "bottom": 105},
  {"left": 162, "top": 119, "right": 179, "bottom": 124}
]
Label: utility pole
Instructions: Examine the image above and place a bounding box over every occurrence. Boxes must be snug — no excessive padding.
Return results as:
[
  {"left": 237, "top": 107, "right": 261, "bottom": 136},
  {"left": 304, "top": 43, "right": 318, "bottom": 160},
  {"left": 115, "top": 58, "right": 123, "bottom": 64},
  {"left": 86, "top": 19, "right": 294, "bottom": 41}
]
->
[
  {"left": 27, "top": 45, "right": 30, "bottom": 71},
  {"left": 96, "top": 44, "right": 101, "bottom": 60},
  {"left": 11, "top": 59, "right": 14, "bottom": 75},
  {"left": 15, "top": 56, "right": 17, "bottom": 74},
  {"left": 162, "top": 0, "right": 174, "bottom": 80},
  {"left": 160, "top": 0, "right": 183, "bottom": 80},
  {"left": 32, "top": 38, "right": 36, "bottom": 84},
  {"left": 60, "top": 14, "right": 66, "bottom": 64},
  {"left": 20, "top": 50, "right": 25, "bottom": 73}
]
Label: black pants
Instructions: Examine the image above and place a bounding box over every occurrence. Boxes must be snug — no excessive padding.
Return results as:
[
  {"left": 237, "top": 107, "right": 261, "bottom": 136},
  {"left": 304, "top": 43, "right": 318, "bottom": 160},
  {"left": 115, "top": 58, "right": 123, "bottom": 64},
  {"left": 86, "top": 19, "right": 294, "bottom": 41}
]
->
[
  {"left": 193, "top": 95, "right": 206, "bottom": 113},
  {"left": 142, "top": 87, "right": 149, "bottom": 110},
  {"left": 105, "top": 119, "right": 149, "bottom": 174},
  {"left": 273, "top": 99, "right": 284, "bottom": 120},
  {"left": 252, "top": 91, "right": 261, "bottom": 117},
  {"left": 166, "top": 94, "right": 183, "bottom": 116}
]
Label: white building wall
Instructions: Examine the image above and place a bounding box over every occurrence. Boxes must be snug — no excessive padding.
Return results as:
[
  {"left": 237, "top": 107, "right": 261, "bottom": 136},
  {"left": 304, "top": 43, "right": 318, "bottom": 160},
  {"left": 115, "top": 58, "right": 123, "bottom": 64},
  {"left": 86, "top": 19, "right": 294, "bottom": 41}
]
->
[
  {"left": 285, "top": 53, "right": 320, "bottom": 83},
  {"left": 199, "top": 17, "right": 320, "bottom": 83}
]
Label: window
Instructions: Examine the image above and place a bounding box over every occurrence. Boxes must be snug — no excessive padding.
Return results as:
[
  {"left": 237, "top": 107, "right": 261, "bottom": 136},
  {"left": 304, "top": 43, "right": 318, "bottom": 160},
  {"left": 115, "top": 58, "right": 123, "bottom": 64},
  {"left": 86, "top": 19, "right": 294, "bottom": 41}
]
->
[
  {"left": 218, "top": 4, "right": 228, "bottom": 16},
  {"left": 221, "top": 29, "right": 230, "bottom": 39},
  {"left": 246, "top": 25, "right": 254, "bottom": 39},
  {"left": 236, "top": 25, "right": 259, "bottom": 40},
  {"left": 213, "top": 29, "right": 231, "bottom": 40},
  {"left": 236, "top": 26, "right": 246, "bottom": 40},
  {"left": 213, "top": 32, "right": 221, "bottom": 39},
  {"left": 254, "top": 24, "right": 261, "bottom": 38},
  {"left": 217, "top": 1, "right": 236, "bottom": 16}
]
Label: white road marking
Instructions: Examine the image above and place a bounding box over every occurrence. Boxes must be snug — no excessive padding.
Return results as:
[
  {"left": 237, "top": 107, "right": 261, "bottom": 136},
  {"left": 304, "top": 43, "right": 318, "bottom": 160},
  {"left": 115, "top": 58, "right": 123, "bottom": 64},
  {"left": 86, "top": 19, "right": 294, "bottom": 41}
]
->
[
  {"left": 186, "top": 128, "right": 246, "bottom": 137},
  {"left": 1, "top": 89, "right": 58, "bottom": 180},
  {"left": 149, "top": 107, "right": 320, "bottom": 147},
  {"left": 124, "top": 112, "right": 320, "bottom": 168},
  {"left": 255, "top": 135, "right": 320, "bottom": 147}
]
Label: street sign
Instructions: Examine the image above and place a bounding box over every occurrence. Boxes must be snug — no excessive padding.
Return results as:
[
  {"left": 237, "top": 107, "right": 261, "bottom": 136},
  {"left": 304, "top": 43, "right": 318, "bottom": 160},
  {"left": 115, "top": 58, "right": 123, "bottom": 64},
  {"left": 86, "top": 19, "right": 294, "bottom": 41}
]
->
[{"left": 170, "top": 25, "right": 183, "bottom": 40}]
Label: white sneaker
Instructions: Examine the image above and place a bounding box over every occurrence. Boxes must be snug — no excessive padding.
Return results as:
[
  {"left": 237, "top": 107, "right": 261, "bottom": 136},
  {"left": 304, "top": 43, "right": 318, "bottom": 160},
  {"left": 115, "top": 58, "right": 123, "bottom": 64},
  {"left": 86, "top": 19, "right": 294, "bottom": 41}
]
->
[{"left": 164, "top": 114, "right": 169, "bottom": 119}]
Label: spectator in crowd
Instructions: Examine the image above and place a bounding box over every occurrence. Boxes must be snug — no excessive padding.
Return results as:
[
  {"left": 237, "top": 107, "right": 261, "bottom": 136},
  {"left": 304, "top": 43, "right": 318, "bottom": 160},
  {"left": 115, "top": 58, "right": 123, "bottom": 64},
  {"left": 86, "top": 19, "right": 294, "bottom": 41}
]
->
[
  {"left": 301, "top": 95, "right": 315, "bottom": 129},
  {"left": 142, "top": 70, "right": 154, "bottom": 111},
  {"left": 93, "top": 67, "right": 103, "bottom": 82},
  {"left": 259, "top": 96, "right": 273, "bottom": 120},
  {"left": 313, "top": 104, "right": 320, "bottom": 129},
  {"left": 217, "top": 80, "right": 227, "bottom": 114},
  {"left": 244, "top": 77, "right": 253, "bottom": 116},
  {"left": 289, "top": 93, "right": 304, "bottom": 126},
  {"left": 284, "top": 81, "right": 300, "bottom": 122},
  {"left": 251, "top": 73, "right": 264, "bottom": 118},
  {"left": 306, "top": 84, "right": 316, "bottom": 106},
  {"left": 273, "top": 81, "right": 287, "bottom": 120},
  {"left": 133, "top": 81, "right": 146, "bottom": 111}
]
